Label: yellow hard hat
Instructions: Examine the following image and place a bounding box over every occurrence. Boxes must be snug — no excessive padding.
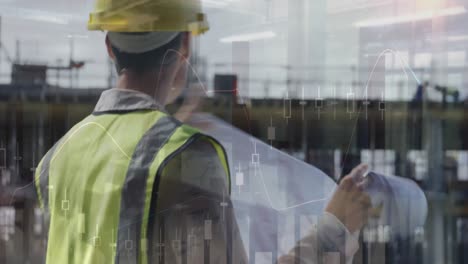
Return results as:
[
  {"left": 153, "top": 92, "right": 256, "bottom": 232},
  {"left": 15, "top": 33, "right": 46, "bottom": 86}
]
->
[{"left": 88, "top": 0, "right": 209, "bottom": 35}]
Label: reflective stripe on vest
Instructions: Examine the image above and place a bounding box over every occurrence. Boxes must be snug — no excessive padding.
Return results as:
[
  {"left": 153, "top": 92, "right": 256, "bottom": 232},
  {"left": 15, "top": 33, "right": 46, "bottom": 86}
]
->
[{"left": 34, "top": 110, "right": 230, "bottom": 264}]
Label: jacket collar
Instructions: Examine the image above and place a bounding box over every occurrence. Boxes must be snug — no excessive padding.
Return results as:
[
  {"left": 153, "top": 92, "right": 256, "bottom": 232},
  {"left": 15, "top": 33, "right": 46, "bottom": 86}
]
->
[{"left": 94, "top": 89, "right": 166, "bottom": 113}]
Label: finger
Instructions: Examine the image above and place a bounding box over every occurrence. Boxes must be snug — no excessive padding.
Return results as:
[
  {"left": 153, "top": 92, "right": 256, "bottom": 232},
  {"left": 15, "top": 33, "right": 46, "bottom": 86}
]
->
[
  {"left": 343, "top": 166, "right": 367, "bottom": 192},
  {"left": 339, "top": 175, "right": 354, "bottom": 192},
  {"left": 351, "top": 191, "right": 370, "bottom": 205},
  {"left": 350, "top": 188, "right": 364, "bottom": 201},
  {"left": 350, "top": 177, "right": 369, "bottom": 197},
  {"left": 351, "top": 164, "right": 369, "bottom": 179},
  {"left": 350, "top": 163, "right": 366, "bottom": 174},
  {"left": 356, "top": 177, "right": 369, "bottom": 190},
  {"left": 357, "top": 194, "right": 372, "bottom": 208}
]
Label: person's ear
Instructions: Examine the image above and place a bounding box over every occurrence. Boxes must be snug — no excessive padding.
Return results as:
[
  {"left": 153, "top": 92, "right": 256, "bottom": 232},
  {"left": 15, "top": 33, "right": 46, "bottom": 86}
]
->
[
  {"left": 179, "top": 32, "right": 191, "bottom": 59},
  {"left": 105, "top": 35, "right": 116, "bottom": 61}
]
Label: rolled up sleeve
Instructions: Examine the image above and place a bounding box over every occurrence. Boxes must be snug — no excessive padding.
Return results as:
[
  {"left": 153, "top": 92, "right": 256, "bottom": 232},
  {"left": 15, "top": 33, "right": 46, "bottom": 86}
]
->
[{"left": 278, "top": 212, "right": 359, "bottom": 264}]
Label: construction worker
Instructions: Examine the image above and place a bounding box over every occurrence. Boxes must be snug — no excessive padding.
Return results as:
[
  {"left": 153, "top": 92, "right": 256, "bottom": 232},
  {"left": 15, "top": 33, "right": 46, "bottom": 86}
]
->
[{"left": 34, "top": 0, "right": 371, "bottom": 263}]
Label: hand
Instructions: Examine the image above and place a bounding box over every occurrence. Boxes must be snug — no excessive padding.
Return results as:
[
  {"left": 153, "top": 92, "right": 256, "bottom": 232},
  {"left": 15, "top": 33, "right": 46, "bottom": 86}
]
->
[
  {"left": 174, "top": 84, "right": 203, "bottom": 123},
  {"left": 325, "top": 164, "right": 371, "bottom": 233},
  {"left": 174, "top": 84, "right": 214, "bottom": 130}
]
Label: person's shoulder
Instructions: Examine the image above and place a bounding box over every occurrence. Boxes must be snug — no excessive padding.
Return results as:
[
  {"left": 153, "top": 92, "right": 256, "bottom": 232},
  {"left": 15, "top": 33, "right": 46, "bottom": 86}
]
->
[
  {"left": 182, "top": 133, "right": 219, "bottom": 158},
  {"left": 174, "top": 119, "right": 217, "bottom": 149},
  {"left": 166, "top": 117, "right": 224, "bottom": 160}
]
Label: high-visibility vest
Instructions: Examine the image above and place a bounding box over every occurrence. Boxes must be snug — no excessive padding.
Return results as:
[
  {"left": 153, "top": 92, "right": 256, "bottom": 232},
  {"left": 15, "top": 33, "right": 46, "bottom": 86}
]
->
[{"left": 34, "top": 110, "right": 231, "bottom": 264}]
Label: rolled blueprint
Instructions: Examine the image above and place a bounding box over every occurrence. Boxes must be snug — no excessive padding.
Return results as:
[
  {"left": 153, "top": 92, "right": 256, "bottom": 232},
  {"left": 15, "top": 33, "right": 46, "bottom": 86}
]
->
[
  {"left": 190, "top": 113, "right": 428, "bottom": 247},
  {"left": 363, "top": 171, "right": 428, "bottom": 238}
]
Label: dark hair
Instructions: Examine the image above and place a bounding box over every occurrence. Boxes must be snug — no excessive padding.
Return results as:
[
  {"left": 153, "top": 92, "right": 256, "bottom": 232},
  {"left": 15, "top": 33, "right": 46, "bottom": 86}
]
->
[{"left": 111, "top": 32, "right": 183, "bottom": 75}]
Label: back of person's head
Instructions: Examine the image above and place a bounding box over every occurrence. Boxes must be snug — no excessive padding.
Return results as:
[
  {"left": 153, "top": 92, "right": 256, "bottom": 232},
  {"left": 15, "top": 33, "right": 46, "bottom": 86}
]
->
[{"left": 107, "top": 32, "right": 187, "bottom": 75}]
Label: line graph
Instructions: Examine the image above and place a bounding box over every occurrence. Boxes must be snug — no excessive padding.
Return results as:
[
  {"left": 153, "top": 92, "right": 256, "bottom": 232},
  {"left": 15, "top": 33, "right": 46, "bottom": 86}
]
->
[
  {"left": 9, "top": 47, "right": 423, "bottom": 224},
  {"left": 340, "top": 48, "right": 420, "bottom": 177}
]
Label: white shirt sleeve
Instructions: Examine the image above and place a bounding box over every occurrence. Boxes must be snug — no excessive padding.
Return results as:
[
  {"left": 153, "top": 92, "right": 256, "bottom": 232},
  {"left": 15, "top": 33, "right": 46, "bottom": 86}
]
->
[
  {"left": 278, "top": 212, "right": 360, "bottom": 264},
  {"left": 320, "top": 212, "right": 360, "bottom": 264}
]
